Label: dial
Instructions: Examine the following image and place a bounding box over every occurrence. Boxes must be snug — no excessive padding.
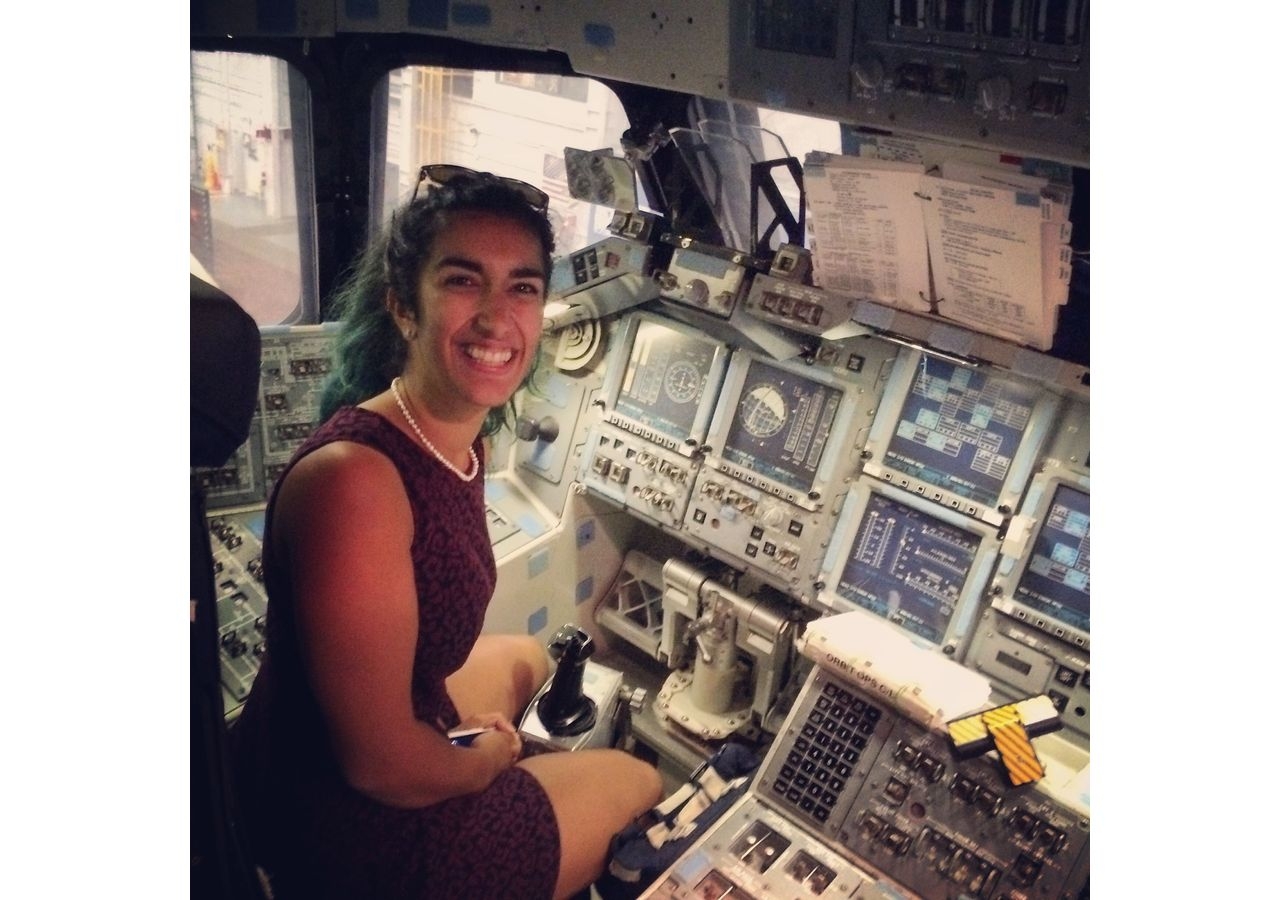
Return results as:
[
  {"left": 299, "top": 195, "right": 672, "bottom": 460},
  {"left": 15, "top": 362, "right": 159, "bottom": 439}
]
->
[{"left": 977, "top": 76, "right": 1013, "bottom": 112}]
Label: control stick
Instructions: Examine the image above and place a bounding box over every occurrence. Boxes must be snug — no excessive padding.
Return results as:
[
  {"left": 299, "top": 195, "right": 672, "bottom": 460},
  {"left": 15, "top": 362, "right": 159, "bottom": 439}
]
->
[{"left": 536, "top": 625, "right": 597, "bottom": 737}]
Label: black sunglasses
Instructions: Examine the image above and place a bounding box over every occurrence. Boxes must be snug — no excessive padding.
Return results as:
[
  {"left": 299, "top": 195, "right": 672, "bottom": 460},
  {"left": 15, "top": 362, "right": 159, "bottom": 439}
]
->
[{"left": 412, "top": 163, "right": 549, "bottom": 211}]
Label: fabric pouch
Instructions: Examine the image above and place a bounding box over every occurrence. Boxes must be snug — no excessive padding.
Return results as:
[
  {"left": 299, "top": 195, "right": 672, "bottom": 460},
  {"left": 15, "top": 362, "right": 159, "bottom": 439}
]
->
[{"left": 596, "top": 743, "right": 759, "bottom": 900}]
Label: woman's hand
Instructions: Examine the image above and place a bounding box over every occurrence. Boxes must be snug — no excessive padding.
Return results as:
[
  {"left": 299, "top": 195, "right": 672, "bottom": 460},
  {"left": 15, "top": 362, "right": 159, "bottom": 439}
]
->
[{"left": 458, "top": 712, "right": 522, "bottom": 767}]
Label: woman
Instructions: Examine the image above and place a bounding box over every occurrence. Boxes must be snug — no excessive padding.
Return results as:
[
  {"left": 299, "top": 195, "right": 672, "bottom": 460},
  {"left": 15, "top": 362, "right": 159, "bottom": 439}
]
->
[{"left": 230, "top": 166, "right": 663, "bottom": 900}]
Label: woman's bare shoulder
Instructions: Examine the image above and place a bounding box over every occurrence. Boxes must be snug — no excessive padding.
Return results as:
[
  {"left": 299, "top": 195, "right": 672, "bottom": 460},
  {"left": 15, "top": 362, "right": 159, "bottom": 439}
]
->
[{"left": 277, "top": 440, "right": 408, "bottom": 525}]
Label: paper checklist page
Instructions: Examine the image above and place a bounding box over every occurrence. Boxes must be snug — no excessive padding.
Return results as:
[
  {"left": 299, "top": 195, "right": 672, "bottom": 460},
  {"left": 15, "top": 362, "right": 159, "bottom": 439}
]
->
[
  {"left": 919, "top": 176, "right": 1054, "bottom": 349},
  {"left": 940, "top": 161, "right": 1075, "bottom": 310},
  {"left": 804, "top": 152, "right": 931, "bottom": 311},
  {"left": 1043, "top": 218, "right": 1073, "bottom": 308}
]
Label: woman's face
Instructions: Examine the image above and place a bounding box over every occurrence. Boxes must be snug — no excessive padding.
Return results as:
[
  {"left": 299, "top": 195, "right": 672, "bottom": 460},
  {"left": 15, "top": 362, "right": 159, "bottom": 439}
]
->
[{"left": 401, "top": 209, "right": 547, "bottom": 422}]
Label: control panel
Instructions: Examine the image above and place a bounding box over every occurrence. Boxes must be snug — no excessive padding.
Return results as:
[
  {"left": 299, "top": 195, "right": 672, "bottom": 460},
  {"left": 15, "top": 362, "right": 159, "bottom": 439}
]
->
[
  {"left": 727, "top": 1, "right": 1089, "bottom": 167},
  {"left": 681, "top": 339, "right": 898, "bottom": 601},
  {"left": 200, "top": 3, "right": 1087, "bottom": 168},
  {"left": 816, "top": 479, "right": 1003, "bottom": 658},
  {"left": 859, "top": 350, "right": 1062, "bottom": 529},
  {"left": 657, "top": 238, "right": 766, "bottom": 319},
  {"left": 966, "top": 606, "right": 1091, "bottom": 746},
  {"left": 641, "top": 797, "right": 883, "bottom": 899},
  {"left": 256, "top": 324, "right": 341, "bottom": 490},
  {"left": 206, "top": 510, "right": 268, "bottom": 717},
  {"left": 207, "top": 490, "right": 564, "bottom": 717},
  {"left": 550, "top": 233, "right": 655, "bottom": 299},
  {"left": 545, "top": 231, "right": 662, "bottom": 334},
  {"left": 579, "top": 312, "right": 732, "bottom": 530},
  {"left": 965, "top": 465, "right": 1090, "bottom": 745},
  {"left": 740, "top": 272, "right": 859, "bottom": 338},
  {"left": 196, "top": 323, "right": 341, "bottom": 512},
  {"left": 584, "top": 427, "right": 704, "bottom": 530},
  {"left": 643, "top": 665, "right": 1089, "bottom": 900}
]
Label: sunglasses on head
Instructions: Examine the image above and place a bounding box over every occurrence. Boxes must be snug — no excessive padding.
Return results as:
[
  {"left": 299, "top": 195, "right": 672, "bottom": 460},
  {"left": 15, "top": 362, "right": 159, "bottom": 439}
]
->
[{"left": 412, "top": 163, "right": 550, "bottom": 211}]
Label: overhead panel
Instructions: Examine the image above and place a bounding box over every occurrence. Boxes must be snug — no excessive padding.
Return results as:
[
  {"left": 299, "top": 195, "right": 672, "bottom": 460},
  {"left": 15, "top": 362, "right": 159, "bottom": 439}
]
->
[{"left": 728, "top": 1, "right": 1088, "bottom": 167}]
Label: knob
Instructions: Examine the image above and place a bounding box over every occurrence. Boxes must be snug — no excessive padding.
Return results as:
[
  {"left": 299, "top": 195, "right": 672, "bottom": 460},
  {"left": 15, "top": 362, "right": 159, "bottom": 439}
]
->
[
  {"left": 515, "top": 415, "right": 560, "bottom": 443},
  {"left": 976, "top": 76, "right": 1013, "bottom": 112},
  {"left": 627, "top": 686, "right": 648, "bottom": 713},
  {"left": 851, "top": 56, "right": 885, "bottom": 91},
  {"left": 760, "top": 505, "right": 785, "bottom": 528},
  {"left": 685, "top": 279, "right": 710, "bottom": 306}
]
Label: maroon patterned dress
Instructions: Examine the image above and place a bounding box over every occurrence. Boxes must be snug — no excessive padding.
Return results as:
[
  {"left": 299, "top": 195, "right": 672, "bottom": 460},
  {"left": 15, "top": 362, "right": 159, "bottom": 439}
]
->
[{"left": 230, "top": 407, "right": 560, "bottom": 899}]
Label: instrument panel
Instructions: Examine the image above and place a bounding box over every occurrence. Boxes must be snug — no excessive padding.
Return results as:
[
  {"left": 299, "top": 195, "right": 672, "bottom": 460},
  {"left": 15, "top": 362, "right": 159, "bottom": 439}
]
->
[
  {"left": 195, "top": 1, "right": 1088, "bottom": 167},
  {"left": 729, "top": 0, "right": 1088, "bottom": 167},
  {"left": 191, "top": 4, "right": 1091, "bottom": 894},
  {"left": 641, "top": 666, "right": 1089, "bottom": 900}
]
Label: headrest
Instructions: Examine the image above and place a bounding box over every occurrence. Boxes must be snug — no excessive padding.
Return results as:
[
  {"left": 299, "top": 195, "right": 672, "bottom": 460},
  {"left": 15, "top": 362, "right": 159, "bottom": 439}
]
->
[{"left": 191, "top": 274, "right": 261, "bottom": 468}]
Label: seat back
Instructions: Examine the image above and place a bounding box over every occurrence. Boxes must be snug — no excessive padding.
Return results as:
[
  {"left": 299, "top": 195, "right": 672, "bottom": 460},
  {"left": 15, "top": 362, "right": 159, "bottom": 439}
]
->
[{"left": 190, "top": 274, "right": 268, "bottom": 900}]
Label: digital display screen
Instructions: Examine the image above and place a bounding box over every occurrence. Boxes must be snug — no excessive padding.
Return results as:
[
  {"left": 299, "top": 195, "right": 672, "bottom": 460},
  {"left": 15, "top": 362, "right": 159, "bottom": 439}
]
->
[
  {"left": 882, "top": 357, "right": 1039, "bottom": 507},
  {"left": 613, "top": 319, "right": 718, "bottom": 442},
  {"left": 1015, "top": 484, "right": 1090, "bottom": 634},
  {"left": 721, "top": 359, "right": 843, "bottom": 493},
  {"left": 836, "top": 491, "right": 983, "bottom": 645}
]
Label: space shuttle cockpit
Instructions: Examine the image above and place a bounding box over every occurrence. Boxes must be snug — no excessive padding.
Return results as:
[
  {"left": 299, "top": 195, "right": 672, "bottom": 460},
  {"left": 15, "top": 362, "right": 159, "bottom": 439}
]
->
[
  {"left": 194, "top": 2, "right": 1090, "bottom": 887},
  {"left": 198, "top": 130, "right": 1090, "bottom": 897},
  {"left": 521, "top": 125, "right": 1088, "bottom": 895}
]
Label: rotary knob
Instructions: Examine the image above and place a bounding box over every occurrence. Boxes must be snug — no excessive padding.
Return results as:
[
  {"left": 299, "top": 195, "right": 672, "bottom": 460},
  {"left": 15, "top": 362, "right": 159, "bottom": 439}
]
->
[
  {"left": 851, "top": 56, "right": 885, "bottom": 92},
  {"left": 685, "top": 278, "right": 710, "bottom": 306},
  {"left": 515, "top": 415, "right": 560, "bottom": 443},
  {"left": 627, "top": 686, "right": 648, "bottom": 713},
  {"left": 976, "top": 76, "right": 1013, "bottom": 112},
  {"left": 760, "top": 504, "right": 785, "bottom": 529}
]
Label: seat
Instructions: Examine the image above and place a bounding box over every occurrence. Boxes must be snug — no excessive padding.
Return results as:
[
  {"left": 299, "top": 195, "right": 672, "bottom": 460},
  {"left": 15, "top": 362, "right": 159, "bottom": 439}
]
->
[{"left": 190, "top": 273, "right": 268, "bottom": 900}]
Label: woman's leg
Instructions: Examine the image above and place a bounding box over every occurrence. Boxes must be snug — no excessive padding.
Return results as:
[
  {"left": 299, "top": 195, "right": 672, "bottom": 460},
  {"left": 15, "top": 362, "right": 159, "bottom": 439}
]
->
[
  {"left": 446, "top": 634, "right": 550, "bottom": 721},
  {"left": 520, "top": 748, "right": 664, "bottom": 900}
]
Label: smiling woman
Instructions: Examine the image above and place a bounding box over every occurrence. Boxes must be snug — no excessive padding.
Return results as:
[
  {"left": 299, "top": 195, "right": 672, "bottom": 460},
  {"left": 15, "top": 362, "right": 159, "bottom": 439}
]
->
[
  {"left": 319, "top": 171, "right": 556, "bottom": 435},
  {"left": 228, "top": 174, "right": 663, "bottom": 900},
  {"left": 389, "top": 208, "right": 548, "bottom": 446}
]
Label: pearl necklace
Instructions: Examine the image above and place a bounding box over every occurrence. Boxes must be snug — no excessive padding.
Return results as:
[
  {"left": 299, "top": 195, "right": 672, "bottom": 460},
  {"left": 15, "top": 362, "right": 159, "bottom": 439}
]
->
[{"left": 390, "top": 377, "right": 479, "bottom": 482}]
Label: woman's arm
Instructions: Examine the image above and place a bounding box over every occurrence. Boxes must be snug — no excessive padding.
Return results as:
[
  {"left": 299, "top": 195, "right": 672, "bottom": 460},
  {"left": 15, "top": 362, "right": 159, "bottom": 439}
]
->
[{"left": 273, "top": 441, "right": 519, "bottom": 808}]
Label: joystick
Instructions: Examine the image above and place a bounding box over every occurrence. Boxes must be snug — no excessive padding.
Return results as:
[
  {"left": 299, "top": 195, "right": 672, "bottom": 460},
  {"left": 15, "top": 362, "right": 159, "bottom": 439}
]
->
[{"left": 536, "top": 625, "right": 597, "bottom": 737}]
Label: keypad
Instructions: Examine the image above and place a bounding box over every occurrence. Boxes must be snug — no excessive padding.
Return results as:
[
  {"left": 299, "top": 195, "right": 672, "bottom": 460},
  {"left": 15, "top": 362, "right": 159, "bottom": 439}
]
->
[{"left": 770, "top": 680, "right": 882, "bottom": 825}]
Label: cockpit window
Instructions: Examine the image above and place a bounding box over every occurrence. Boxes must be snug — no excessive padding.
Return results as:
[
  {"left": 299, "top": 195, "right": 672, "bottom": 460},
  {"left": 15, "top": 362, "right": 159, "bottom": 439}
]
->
[
  {"left": 378, "top": 67, "right": 641, "bottom": 255},
  {"left": 190, "top": 51, "right": 317, "bottom": 325},
  {"left": 677, "top": 100, "right": 843, "bottom": 254}
]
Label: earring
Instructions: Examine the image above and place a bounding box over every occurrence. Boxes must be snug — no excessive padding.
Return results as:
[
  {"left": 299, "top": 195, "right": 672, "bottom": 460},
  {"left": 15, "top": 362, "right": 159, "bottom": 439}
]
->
[{"left": 403, "top": 328, "right": 417, "bottom": 341}]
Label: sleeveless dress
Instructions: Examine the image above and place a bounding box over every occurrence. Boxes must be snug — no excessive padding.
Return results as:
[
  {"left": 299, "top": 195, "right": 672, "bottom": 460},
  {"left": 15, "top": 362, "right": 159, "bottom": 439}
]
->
[{"left": 229, "top": 407, "right": 560, "bottom": 899}]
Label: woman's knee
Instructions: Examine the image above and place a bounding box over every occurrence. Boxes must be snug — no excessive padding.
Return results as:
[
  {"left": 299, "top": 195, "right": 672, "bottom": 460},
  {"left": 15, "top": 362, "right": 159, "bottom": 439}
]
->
[
  {"left": 516, "top": 634, "right": 551, "bottom": 681},
  {"left": 624, "top": 753, "right": 664, "bottom": 808},
  {"left": 505, "top": 634, "right": 551, "bottom": 707},
  {"left": 592, "top": 750, "right": 663, "bottom": 817},
  {"left": 448, "top": 634, "right": 550, "bottom": 718},
  {"left": 524, "top": 748, "right": 660, "bottom": 816}
]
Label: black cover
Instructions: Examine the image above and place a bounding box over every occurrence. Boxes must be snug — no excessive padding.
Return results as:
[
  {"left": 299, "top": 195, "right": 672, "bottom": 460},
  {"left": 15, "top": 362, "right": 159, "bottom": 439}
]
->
[
  {"left": 191, "top": 273, "right": 261, "bottom": 469},
  {"left": 190, "top": 275, "right": 267, "bottom": 899}
]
